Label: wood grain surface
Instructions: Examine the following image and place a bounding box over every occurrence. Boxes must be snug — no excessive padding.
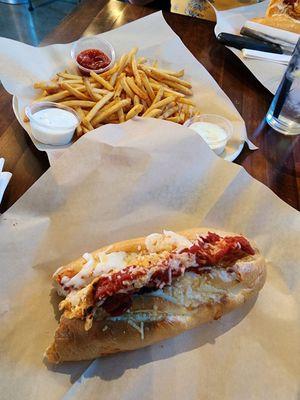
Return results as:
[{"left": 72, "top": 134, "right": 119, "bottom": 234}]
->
[{"left": 0, "top": 0, "right": 299, "bottom": 212}]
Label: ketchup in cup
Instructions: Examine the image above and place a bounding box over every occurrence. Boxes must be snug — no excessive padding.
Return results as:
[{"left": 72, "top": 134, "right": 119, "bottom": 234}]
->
[
  {"left": 71, "top": 37, "right": 115, "bottom": 74},
  {"left": 76, "top": 49, "right": 111, "bottom": 71}
]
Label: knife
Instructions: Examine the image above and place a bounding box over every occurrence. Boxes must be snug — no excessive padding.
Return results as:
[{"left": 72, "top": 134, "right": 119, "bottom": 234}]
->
[
  {"left": 217, "top": 32, "right": 286, "bottom": 54},
  {"left": 240, "top": 27, "right": 294, "bottom": 55}
]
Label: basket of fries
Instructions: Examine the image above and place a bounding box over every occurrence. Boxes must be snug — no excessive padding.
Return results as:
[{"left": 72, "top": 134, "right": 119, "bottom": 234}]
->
[{"left": 28, "top": 47, "right": 200, "bottom": 140}]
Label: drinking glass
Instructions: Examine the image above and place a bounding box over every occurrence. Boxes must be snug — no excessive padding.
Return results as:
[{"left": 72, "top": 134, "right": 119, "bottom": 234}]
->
[{"left": 266, "top": 38, "right": 300, "bottom": 135}]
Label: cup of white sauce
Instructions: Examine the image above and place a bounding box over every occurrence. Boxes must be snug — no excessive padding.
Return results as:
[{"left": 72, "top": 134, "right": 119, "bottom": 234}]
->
[
  {"left": 184, "top": 114, "right": 232, "bottom": 156},
  {"left": 25, "top": 102, "right": 80, "bottom": 145}
]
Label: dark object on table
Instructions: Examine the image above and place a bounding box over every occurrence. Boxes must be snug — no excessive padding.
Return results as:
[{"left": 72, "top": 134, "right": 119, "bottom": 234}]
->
[
  {"left": 126, "top": 0, "right": 170, "bottom": 10},
  {"left": 240, "top": 27, "right": 295, "bottom": 55},
  {"left": 217, "top": 32, "right": 285, "bottom": 54}
]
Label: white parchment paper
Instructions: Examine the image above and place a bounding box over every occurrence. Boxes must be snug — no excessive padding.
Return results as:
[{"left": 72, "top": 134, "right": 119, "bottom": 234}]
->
[
  {"left": 214, "top": 0, "right": 286, "bottom": 94},
  {"left": 0, "top": 12, "right": 251, "bottom": 163},
  {"left": 0, "top": 118, "right": 299, "bottom": 400}
]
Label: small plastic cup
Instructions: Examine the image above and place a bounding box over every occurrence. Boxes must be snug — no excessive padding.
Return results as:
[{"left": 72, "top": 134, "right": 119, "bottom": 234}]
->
[
  {"left": 184, "top": 114, "right": 232, "bottom": 155},
  {"left": 25, "top": 102, "right": 80, "bottom": 145},
  {"left": 71, "top": 36, "right": 115, "bottom": 74}
]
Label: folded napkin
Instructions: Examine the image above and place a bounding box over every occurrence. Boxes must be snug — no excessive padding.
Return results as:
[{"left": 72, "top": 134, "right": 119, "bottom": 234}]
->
[
  {"left": 244, "top": 21, "right": 299, "bottom": 46},
  {"left": 0, "top": 158, "right": 12, "bottom": 205},
  {"left": 242, "top": 48, "right": 291, "bottom": 65}
]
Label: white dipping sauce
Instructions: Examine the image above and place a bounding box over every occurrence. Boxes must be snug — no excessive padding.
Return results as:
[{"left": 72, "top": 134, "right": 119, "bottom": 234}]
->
[
  {"left": 30, "top": 108, "right": 78, "bottom": 145},
  {"left": 189, "top": 122, "right": 229, "bottom": 155}
]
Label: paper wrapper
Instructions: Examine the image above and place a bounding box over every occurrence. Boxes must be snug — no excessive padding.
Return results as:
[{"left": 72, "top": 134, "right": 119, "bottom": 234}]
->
[
  {"left": 214, "top": 0, "right": 286, "bottom": 94},
  {"left": 0, "top": 11, "right": 254, "bottom": 164},
  {"left": 0, "top": 118, "right": 299, "bottom": 400}
]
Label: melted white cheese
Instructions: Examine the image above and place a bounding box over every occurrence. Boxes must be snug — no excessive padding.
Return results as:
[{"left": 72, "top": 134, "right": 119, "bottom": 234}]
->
[
  {"left": 93, "top": 251, "right": 127, "bottom": 276},
  {"left": 63, "top": 253, "right": 95, "bottom": 289},
  {"left": 145, "top": 230, "right": 192, "bottom": 253},
  {"left": 61, "top": 251, "right": 127, "bottom": 290}
]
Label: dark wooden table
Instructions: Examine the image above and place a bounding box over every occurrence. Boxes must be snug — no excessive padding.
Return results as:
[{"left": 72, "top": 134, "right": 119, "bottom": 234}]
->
[{"left": 0, "top": 0, "right": 299, "bottom": 212}]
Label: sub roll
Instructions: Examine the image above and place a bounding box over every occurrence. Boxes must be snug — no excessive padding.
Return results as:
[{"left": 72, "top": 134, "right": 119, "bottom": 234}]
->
[{"left": 46, "top": 228, "right": 266, "bottom": 363}]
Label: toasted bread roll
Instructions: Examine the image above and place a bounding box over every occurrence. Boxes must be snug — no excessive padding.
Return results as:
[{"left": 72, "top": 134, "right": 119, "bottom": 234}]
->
[
  {"left": 46, "top": 228, "right": 266, "bottom": 363},
  {"left": 252, "top": 0, "right": 300, "bottom": 34}
]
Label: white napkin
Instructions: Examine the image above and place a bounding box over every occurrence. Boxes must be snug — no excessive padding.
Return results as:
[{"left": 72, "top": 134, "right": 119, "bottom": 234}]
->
[
  {"left": 0, "top": 158, "right": 12, "bottom": 205},
  {"left": 242, "top": 49, "right": 291, "bottom": 65},
  {"left": 244, "top": 21, "right": 299, "bottom": 45}
]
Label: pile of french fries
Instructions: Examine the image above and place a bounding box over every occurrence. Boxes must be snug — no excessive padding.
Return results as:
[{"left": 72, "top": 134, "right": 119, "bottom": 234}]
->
[{"left": 30, "top": 47, "right": 200, "bottom": 138}]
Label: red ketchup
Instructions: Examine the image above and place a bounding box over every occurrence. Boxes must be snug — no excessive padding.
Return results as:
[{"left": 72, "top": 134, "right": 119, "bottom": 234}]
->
[{"left": 76, "top": 49, "right": 111, "bottom": 70}]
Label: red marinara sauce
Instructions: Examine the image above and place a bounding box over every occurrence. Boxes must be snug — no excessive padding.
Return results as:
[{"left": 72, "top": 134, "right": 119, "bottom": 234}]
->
[{"left": 76, "top": 49, "right": 111, "bottom": 70}]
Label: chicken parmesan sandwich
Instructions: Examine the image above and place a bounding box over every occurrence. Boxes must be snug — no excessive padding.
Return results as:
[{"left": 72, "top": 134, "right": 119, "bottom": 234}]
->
[{"left": 46, "top": 228, "right": 266, "bottom": 363}]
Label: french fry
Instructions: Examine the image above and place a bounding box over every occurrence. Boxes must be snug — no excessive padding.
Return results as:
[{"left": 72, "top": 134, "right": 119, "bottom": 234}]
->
[
  {"left": 90, "top": 71, "right": 114, "bottom": 91},
  {"left": 140, "top": 72, "right": 155, "bottom": 101},
  {"left": 131, "top": 56, "right": 142, "bottom": 86},
  {"left": 137, "top": 57, "right": 147, "bottom": 64},
  {"left": 92, "top": 98, "right": 131, "bottom": 125},
  {"left": 60, "top": 100, "right": 96, "bottom": 108},
  {"left": 109, "top": 71, "right": 119, "bottom": 87},
  {"left": 118, "top": 107, "right": 125, "bottom": 123},
  {"left": 84, "top": 92, "right": 114, "bottom": 122},
  {"left": 34, "top": 82, "right": 59, "bottom": 91},
  {"left": 82, "top": 126, "right": 90, "bottom": 134},
  {"left": 114, "top": 82, "right": 122, "bottom": 98},
  {"left": 76, "top": 124, "right": 83, "bottom": 138},
  {"left": 144, "top": 108, "right": 162, "bottom": 118},
  {"left": 151, "top": 86, "right": 164, "bottom": 106},
  {"left": 60, "top": 82, "right": 89, "bottom": 100},
  {"left": 161, "top": 80, "right": 193, "bottom": 96},
  {"left": 91, "top": 99, "right": 118, "bottom": 123},
  {"left": 83, "top": 77, "right": 101, "bottom": 101},
  {"left": 126, "top": 104, "right": 143, "bottom": 120},
  {"left": 163, "top": 89, "right": 185, "bottom": 98},
  {"left": 149, "top": 81, "right": 185, "bottom": 98},
  {"left": 117, "top": 54, "right": 128, "bottom": 75},
  {"left": 76, "top": 107, "right": 93, "bottom": 130},
  {"left": 141, "top": 99, "right": 148, "bottom": 109},
  {"left": 145, "top": 66, "right": 184, "bottom": 78},
  {"left": 61, "top": 79, "right": 85, "bottom": 85},
  {"left": 166, "top": 116, "right": 180, "bottom": 123},
  {"left": 178, "top": 97, "right": 196, "bottom": 106},
  {"left": 120, "top": 76, "right": 135, "bottom": 99},
  {"left": 127, "top": 47, "right": 138, "bottom": 64},
  {"left": 83, "top": 119, "right": 94, "bottom": 131},
  {"left": 179, "top": 111, "right": 185, "bottom": 123},
  {"left": 100, "top": 62, "right": 118, "bottom": 78},
  {"left": 57, "top": 72, "right": 83, "bottom": 81},
  {"left": 165, "top": 101, "right": 176, "bottom": 110},
  {"left": 74, "top": 106, "right": 85, "bottom": 120},
  {"left": 92, "top": 88, "right": 111, "bottom": 95},
  {"left": 126, "top": 77, "right": 148, "bottom": 100},
  {"left": 141, "top": 65, "right": 191, "bottom": 88},
  {"left": 160, "top": 105, "right": 178, "bottom": 119},
  {"left": 114, "top": 96, "right": 125, "bottom": 123},
  {"left": 35, "top": 90, "right": 70, "bottom": 102},
  {"left": 144, "top": 96, "right": 175, "bottom": 116},
  {"left": 134, "top": 95, "right": 140, "bottom": 106}
]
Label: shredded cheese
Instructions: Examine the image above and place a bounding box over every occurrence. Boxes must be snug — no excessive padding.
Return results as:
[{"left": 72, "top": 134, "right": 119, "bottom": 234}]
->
[
  {"left": 128, "top": 319, "right": 144, "bottom": 340},
  {"left": 145, "top": 230, "right": 192, "bottom": 253}
]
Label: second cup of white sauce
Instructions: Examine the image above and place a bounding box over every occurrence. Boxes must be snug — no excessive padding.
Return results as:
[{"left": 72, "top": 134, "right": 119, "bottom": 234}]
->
[{"left": 26, "top": 102, "right": 80, "bottom": 145}]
